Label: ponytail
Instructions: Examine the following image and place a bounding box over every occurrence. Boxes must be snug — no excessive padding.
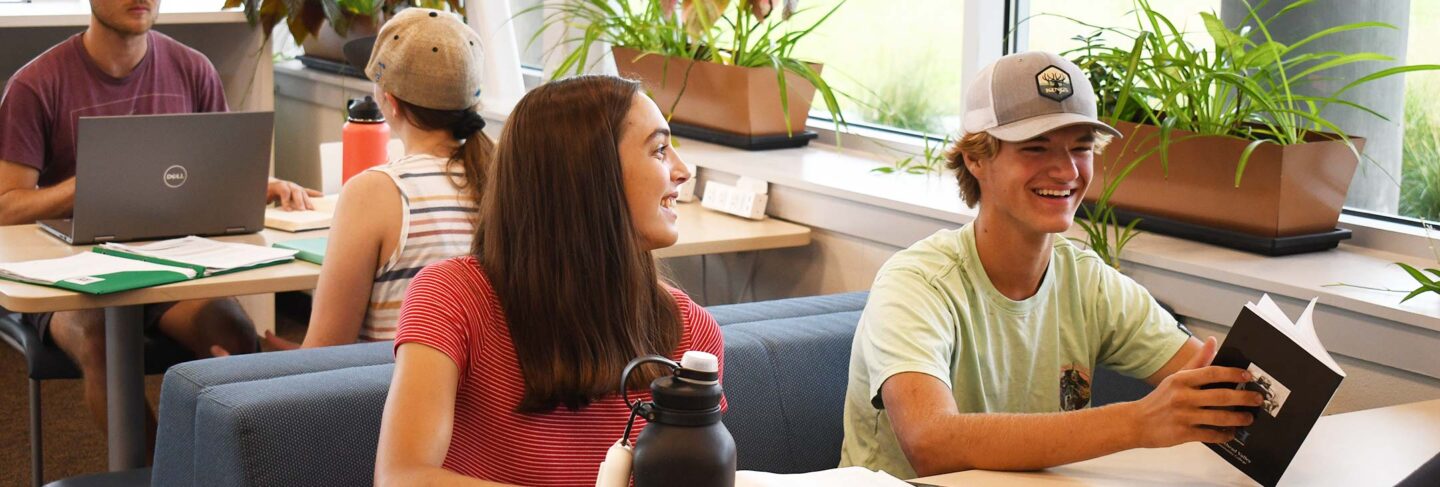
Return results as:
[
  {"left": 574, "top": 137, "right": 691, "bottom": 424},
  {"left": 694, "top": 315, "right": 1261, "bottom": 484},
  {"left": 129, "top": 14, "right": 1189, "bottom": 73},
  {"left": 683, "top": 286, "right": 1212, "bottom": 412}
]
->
[
  {"left": 391, "top": 97, "right": 495, "bottom": 203},
  {"left": 449, "top": 109, "right": 493, "bottom": 202}
]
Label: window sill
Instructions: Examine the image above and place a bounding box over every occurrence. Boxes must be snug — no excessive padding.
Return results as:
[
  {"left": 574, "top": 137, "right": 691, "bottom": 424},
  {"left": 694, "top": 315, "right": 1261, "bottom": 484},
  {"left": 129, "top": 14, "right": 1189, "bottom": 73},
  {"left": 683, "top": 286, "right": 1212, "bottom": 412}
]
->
[{"left": 681, "top": 137, "right": 1440, "bottom": 379}]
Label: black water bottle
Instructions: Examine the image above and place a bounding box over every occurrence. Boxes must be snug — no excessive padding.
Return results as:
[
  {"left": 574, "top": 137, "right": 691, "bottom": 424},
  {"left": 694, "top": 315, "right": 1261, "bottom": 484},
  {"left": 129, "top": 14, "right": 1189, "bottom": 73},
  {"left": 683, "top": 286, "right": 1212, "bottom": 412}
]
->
[{"left": 623, "top": 351, "right": 736, "bottom": 487}]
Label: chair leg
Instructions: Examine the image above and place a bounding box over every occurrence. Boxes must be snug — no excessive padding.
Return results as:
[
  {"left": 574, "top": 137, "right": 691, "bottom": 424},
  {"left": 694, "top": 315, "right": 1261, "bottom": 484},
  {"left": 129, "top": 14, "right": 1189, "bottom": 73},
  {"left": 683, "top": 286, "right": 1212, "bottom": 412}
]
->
[{"left": 29, "top": 378, "right": 42, "bottom": 487}]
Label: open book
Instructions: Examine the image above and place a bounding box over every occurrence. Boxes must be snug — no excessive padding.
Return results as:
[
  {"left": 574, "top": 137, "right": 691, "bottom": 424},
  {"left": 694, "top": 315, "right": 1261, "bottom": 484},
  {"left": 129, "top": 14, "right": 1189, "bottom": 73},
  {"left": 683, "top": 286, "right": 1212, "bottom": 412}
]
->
[
  {"left": 735, "top": 467, "right": 911, "bottom": 487},
  {"left": 264, "top": 194, "right": 339, "bottom": 232},
  {"left": 1206, "top": 294, "right": 1346, "bottom": 487}
]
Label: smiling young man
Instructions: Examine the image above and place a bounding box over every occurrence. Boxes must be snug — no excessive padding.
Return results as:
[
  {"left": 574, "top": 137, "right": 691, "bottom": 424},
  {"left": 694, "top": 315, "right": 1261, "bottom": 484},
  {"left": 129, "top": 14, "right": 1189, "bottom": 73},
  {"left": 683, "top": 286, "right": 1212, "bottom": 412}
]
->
[
  {"left": 0, "top": 0, "right": 318, "bottom": 441},
  {"left": 838, "top": 51, "right": 1265, "bottom": 478}
]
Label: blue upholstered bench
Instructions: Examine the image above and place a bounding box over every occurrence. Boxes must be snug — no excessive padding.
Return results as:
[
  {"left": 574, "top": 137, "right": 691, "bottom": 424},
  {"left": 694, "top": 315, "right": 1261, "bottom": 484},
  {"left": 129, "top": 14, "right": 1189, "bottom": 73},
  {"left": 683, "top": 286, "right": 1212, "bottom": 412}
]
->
[{"left": 151, "top": 291, "right": 1151, "bottom": 486}]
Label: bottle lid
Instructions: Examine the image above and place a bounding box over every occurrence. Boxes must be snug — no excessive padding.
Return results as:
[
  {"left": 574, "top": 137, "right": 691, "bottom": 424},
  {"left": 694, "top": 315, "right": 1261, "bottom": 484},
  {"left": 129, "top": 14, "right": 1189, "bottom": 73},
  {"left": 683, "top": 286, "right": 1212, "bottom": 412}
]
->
[
  {"left": 680, "top": 351, "right": 718, "bottom": 373},
  {"left": 347, "top": 96, "right": 385, "bottom": 123}
]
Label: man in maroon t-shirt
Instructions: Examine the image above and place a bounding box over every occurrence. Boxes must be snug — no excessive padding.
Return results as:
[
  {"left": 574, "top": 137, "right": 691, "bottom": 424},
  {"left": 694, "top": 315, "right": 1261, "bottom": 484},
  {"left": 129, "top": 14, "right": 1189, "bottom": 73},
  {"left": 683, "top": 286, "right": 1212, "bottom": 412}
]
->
[{"left": 0, "top": 0, "right": 318, "bottom": 438}]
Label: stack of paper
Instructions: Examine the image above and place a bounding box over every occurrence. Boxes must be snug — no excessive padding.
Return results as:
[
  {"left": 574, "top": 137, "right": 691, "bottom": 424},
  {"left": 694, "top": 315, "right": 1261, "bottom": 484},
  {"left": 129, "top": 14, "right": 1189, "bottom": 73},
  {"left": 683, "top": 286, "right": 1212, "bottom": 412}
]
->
[
  {"left": 98, "top": 236, "right": 297, "bottom": 277},
  {"left": 265, "top": 195, "right": 339, "bottom": 232},
  {"left": 0, "top": 252, "right": 196, "bottom": 294}
]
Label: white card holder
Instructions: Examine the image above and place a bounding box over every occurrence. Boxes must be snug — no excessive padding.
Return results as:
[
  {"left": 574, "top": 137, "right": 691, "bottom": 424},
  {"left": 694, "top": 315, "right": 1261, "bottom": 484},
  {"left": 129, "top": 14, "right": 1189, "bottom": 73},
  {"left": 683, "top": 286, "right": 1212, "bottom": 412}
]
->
[{"left": 701, "top": 177, "right": 769, "bottom": 220}]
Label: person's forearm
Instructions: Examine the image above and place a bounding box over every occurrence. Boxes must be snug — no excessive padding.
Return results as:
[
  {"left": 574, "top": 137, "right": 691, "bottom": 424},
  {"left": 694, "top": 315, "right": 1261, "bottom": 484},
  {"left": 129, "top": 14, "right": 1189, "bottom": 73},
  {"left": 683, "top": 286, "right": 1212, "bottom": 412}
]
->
[
  {"left": 906, "top": 401, "right": 1141, "bottom": 475},
  {"left": 0, "top": 180, "right": 73, "bottom": 225}
]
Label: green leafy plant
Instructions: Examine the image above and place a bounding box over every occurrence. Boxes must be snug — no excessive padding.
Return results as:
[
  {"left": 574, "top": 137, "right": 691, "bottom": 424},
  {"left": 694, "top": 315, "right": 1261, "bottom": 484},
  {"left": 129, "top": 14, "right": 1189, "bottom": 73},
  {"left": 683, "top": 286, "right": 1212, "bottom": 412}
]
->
[
  {"left": 231, "top": 0, "right": 462, "bottom": 45},
  {"left": 532, "top": 0, "right": 847, "bottom": 134},
  {"left": 1050, "top": 0, "right": 1439, "bottom": 187},
  {"left": 872, "top": 134, "right": 951, "bottom": 176},
  {"left": 1046, "top": 0, "right": 1440, "bottom": 270}
]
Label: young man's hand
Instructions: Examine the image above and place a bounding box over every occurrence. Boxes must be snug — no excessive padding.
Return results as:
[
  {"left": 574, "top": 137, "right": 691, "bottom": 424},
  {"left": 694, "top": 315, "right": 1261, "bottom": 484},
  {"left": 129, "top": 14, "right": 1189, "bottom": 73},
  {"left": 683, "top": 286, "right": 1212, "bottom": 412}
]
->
[
  {"left": 267, "top": 177, "right": 322, "bottom": 211},
  {"left": 1127, "top": 336, "right": 1265, "bottom": 448}
]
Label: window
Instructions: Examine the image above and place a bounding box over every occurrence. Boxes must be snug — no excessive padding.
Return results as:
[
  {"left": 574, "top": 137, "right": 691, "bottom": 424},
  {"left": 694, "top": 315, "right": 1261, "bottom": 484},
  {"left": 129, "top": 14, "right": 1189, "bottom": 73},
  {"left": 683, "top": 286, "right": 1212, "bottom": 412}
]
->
[
  {"left": 1400, "top": 0, "right": 1440, "bottom": 222},
  {"left": 1022, "top": 1, "right": 1220, "bottom": 56},
  {"left": 509, "top": 0, "right": 546, "bottom": 69},
  {"left": 785, "top": 0, "right": 965, "bottom": 137}
]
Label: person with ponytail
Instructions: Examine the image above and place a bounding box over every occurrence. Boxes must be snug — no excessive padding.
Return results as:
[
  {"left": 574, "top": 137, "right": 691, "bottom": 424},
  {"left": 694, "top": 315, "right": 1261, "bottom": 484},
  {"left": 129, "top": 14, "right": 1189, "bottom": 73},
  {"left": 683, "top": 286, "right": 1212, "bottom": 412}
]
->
[
  {"left": 270, "top": 8, "right": 493, "bottom": 349},
  {"left": 374, "top": 75, "right": 724, "bottom": 486}
]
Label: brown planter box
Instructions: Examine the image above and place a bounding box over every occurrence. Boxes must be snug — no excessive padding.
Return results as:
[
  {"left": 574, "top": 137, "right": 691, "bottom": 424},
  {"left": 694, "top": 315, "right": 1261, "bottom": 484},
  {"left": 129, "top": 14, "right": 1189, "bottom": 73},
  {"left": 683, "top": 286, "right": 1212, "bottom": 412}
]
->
[
  {"left": 612, "top": 46, "right": 820, "bottom": 137},
  {"left": 301, "top": 16, "right": 383, "bottom": 63},
  {"left": 1086, "top": 121, "right": 1362, "bottom": 238}
]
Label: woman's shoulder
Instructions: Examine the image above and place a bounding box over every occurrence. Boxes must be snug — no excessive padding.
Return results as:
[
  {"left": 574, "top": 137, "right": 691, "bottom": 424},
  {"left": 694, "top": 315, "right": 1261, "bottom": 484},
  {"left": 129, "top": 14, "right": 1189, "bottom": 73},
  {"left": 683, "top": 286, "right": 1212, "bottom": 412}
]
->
[
  {"left": 417, "top": 255, "right": 485, "bottom": 282},
  {"left": 666, "top": 286, "right": 717, "bottom": 332}
]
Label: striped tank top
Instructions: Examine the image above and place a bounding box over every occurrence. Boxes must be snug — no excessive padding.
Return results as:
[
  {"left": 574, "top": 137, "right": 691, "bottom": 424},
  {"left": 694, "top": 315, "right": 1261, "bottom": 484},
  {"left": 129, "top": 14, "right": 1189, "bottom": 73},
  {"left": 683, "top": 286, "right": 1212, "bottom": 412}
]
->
[{"left": 361, "top": 153, "right": 478, "bottom": 340}]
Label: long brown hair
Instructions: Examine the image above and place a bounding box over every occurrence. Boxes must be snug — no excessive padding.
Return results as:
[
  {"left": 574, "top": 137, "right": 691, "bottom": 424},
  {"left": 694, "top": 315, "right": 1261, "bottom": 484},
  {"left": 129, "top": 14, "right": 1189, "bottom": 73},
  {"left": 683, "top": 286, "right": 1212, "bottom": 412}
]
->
[
  {"left": 479, "top": 75, "right": 681, "bottom": 413},
  {"left": 392, "top": 97, "right": 493, "bottom": 202}
]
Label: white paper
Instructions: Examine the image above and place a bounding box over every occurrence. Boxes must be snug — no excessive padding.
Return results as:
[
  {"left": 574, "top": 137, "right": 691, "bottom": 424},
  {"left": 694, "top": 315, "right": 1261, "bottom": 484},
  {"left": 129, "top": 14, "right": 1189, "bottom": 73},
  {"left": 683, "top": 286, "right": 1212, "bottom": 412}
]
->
[
  {"left": 264, "top": 194, "right": 339, "bottom": 232},
  {"left": 735, "top": 467, "right": 911, "bottom": 487},
  {"left": 1245, "top": 294, "right": 1344, "bottom": 376},
  {"left": 100, "top": 236, "right": 296, "bottom": 275},
  {"left": 0, "top": 252, "right": 195, "bottom": 284}
]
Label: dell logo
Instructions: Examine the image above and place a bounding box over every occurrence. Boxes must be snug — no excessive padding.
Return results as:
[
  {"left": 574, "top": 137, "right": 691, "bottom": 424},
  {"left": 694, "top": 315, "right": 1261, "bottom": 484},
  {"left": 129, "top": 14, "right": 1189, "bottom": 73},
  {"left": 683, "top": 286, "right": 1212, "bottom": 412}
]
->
[{"left": 163, "top": 165, "right": 188, "bottom": 188}]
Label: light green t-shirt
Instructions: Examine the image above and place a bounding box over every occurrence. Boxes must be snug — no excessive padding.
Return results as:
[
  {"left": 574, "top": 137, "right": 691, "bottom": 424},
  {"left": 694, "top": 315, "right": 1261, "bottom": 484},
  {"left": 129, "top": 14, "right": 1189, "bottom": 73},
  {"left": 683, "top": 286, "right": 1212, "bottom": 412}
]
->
[{"left": 837, "top": 223, "right": 1190, "bottom": 478}]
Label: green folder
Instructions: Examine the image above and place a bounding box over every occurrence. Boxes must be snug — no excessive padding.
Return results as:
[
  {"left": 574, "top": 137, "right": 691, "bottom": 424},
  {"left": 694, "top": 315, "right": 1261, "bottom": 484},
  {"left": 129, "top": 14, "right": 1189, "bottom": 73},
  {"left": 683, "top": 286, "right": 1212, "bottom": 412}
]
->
[
  {"left": 0, "top": 253, "right": 198, "bottom": 295},
  {"left": 91, "top": 247, "right": 292, "bottom": 277},
  {"left": 274, "top": 238, "right": 327, "bottom": 265},
  {"left": 3, "top": 269, "right": 194, "bottom": 295}
]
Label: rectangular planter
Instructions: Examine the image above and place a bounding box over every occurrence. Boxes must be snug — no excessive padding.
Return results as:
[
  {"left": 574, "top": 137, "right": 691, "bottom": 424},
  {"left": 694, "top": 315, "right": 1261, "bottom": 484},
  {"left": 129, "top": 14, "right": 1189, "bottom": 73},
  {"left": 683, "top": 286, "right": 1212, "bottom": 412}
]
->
[
  {"left": 612, "top": 46, "right": 819, "bottom": 137},
  {"left": 1086, "top": 121, "right": 1363, "bottom": 238}
]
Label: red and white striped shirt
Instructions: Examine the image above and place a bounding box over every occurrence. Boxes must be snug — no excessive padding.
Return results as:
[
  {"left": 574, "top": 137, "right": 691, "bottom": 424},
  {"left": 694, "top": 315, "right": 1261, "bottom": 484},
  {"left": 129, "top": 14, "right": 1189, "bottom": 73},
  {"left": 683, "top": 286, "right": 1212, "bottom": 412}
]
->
[{"left": 394, "top": 256, "right": 725, "bottom": 486}]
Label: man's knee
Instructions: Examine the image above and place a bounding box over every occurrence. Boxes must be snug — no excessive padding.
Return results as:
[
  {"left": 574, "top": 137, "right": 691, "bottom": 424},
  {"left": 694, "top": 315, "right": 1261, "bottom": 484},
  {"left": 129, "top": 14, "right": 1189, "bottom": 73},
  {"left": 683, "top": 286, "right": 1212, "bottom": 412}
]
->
[
  {"left": 183, "top": 298, "right": 259, "bottom": 354},
  {"left": 49, "top": 309, "right": 107, "bottom": 368}
]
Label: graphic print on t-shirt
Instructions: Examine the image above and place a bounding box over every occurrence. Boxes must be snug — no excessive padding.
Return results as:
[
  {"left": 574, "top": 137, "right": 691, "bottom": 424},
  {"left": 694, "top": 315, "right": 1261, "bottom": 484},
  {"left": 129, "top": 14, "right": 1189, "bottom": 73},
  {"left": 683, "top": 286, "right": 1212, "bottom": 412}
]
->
[{"left": 1059, "top": 364, "right": 1092, "bottom": 411}]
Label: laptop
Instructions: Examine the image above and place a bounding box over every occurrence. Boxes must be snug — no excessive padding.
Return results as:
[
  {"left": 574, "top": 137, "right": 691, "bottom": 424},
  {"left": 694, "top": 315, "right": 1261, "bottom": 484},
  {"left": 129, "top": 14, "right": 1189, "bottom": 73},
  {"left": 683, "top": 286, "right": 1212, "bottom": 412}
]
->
[{"left": 39, "top": 111, "right": 274, "bottom": 245}]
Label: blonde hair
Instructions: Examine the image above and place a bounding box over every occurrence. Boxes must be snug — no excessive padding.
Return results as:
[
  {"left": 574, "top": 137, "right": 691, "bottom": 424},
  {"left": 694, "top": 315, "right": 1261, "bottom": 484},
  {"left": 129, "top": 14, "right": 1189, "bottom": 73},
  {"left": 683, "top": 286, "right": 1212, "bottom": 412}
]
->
[{"left": 944, "top": 129, "right": 1114, "bottom": 208}]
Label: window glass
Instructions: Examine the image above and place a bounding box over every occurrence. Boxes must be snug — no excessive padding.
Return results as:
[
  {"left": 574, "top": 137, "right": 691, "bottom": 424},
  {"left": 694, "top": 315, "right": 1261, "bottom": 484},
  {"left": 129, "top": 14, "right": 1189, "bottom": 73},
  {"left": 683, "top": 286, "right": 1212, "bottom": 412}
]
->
[
  {"left": 786, "top": 0, "right": 965, "bottom": 136},
  {"left": 1401, "top": 0, "right": 1440, "bottom": 221}
]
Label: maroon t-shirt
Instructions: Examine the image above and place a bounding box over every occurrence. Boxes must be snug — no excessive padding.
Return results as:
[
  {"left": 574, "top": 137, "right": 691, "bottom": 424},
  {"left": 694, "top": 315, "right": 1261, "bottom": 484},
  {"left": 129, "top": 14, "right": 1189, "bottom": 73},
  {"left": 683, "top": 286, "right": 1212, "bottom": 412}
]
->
[{"left": 0, "top": 31, "right": 227, "bottom": 187}]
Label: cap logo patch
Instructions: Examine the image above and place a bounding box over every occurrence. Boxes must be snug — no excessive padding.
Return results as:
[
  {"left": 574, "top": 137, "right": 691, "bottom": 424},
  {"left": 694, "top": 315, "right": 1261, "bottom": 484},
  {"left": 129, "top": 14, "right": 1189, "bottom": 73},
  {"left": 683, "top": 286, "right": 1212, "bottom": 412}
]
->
[{"left": 1036, "top": 65, "right": 1073, "bottom": 102}]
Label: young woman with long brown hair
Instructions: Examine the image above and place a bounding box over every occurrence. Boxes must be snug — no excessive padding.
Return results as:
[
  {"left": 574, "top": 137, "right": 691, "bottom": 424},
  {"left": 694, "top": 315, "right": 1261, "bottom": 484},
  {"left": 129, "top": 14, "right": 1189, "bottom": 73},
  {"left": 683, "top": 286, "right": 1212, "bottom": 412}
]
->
[
  {"left": 254, "top": 8, "right": 494, "bottom": 351},
  {"left": 374, "top": 75, "right": 723, "bottom": 486}
]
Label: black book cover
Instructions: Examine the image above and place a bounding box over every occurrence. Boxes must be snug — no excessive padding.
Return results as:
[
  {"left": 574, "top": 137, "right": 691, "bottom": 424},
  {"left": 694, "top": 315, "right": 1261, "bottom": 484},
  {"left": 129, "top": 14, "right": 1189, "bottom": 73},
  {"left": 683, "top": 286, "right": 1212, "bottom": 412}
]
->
[{"left": 1204, "top": 301, "right": 1345, "bottom": 487}]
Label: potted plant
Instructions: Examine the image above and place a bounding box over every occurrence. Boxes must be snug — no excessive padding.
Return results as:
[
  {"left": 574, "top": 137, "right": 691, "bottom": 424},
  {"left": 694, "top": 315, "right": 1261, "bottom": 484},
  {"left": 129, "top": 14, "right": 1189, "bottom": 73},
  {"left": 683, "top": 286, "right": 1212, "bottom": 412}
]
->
[
  {"left": 229, "top": 0, "right": 463, "bottom": 62},
  {"left": 536, "top": 0, "right": 847, "bottom": 146},
  {"left": 1056, "top": 0, "right": 1438, "bottom": 258}
]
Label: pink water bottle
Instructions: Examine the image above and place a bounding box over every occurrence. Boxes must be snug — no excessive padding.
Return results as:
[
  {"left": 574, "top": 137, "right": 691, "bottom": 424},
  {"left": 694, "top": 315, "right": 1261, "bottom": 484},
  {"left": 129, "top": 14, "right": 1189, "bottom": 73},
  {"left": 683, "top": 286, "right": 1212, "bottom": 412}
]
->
[{"left": 342, "top": 96, "right": 389, "bottom": 184}]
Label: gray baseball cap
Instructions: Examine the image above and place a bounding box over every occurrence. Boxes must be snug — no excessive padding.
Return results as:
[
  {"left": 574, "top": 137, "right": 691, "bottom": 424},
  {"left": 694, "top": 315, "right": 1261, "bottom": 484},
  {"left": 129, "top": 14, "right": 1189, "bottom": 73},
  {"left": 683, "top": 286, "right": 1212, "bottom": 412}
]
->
[
  {"left": 365, "top": 8, "right": 485, "bottom": 111},
  {"left": 962, "top": 51, "right": 1121, "bottom": 142}
]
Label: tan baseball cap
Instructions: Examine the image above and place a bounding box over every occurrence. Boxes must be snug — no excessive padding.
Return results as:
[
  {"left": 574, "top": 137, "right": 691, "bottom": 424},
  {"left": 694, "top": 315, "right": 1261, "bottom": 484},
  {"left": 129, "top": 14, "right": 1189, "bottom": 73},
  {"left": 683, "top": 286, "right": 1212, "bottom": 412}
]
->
[
  {"left": 365, "top": 8, "right": 485, "bottom": 111},
  {"left": 962, "top": 51, "right": 1121, "bottom": 142}
]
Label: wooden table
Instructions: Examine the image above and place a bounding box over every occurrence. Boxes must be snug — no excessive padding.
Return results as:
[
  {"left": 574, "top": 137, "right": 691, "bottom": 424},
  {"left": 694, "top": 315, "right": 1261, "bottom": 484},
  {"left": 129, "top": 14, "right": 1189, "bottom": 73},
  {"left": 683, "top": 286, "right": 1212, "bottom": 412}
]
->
[
  {"left": 659, "top": 202, "right": 810, "bottom": 258},
  {"left": 914, "top": 398, "right": 1440, "bottom": 486},
  {"left": 0, "top": 225, "right": 322, "bottom": 471}
]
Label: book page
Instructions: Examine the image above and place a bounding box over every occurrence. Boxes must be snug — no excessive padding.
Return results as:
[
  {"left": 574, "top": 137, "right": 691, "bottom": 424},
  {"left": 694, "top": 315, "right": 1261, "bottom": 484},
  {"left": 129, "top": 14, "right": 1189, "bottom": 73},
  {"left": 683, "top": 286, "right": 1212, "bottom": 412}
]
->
[
  {"left": 736, "top": 467, "right": 911, "bottom": 487},
  {"left": 101, "top": 236, "right": 296, "bottom": 273},
  {"left": 1246, "top": 295, "right": 1344, "bottom": 376},
  {"left": 0, "top": 252, "right": 195, "bottom": 284},
  {"left": 1295, "top": 298, "right": 1345, "bottom": 376}
]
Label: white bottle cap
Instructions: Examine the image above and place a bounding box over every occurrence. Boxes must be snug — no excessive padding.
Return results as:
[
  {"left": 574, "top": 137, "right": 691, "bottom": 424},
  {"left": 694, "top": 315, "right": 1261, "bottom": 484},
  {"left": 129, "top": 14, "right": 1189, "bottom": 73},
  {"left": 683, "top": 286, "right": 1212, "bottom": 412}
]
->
[{"left": 680, "top": 350, "right": 719, "bottom": 373}]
